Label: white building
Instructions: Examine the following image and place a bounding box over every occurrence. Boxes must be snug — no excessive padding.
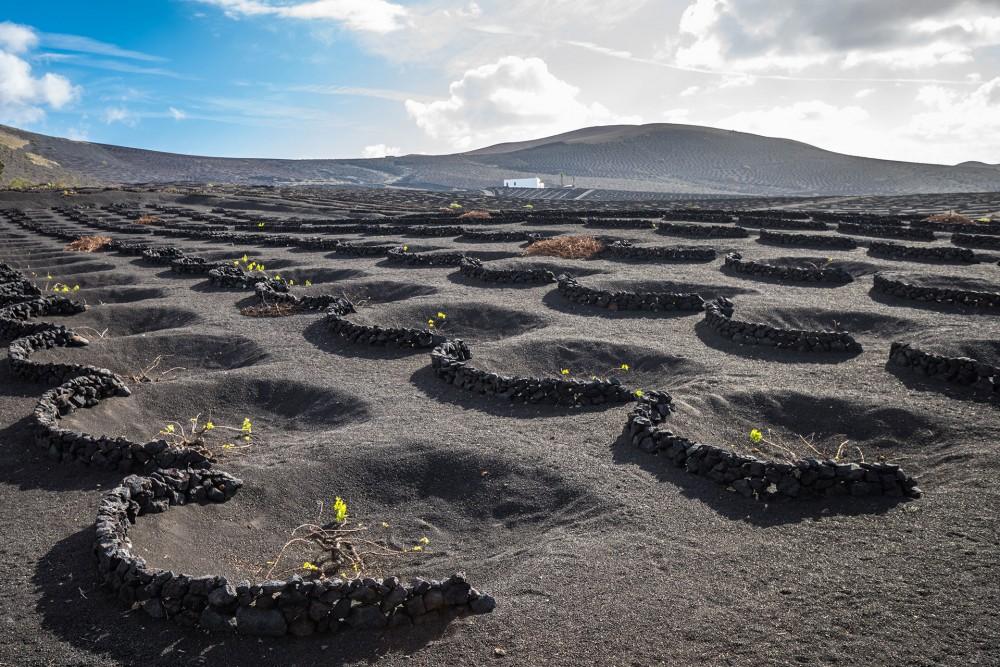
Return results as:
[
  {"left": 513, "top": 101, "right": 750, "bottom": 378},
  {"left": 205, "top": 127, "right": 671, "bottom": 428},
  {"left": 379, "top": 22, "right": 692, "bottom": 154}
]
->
[{"left": 503, "top": 177, "right": 545, "bottom": 189}]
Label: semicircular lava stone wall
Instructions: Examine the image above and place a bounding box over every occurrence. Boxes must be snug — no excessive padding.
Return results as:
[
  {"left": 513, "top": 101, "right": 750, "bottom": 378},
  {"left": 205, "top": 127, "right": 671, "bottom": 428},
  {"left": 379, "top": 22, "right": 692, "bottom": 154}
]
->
[
  {"left": 703, "top": 297, "right": 863, "bottom": 353},
  {"left": 625, "top": 396, "right": 922, "bottom": 500},
  {"left": 599, "top": 240, "right": 716, "bottom": 262},
  {"left": 386, "top": 247, "right": 466, "bottom": 267},
  {"left": 429, "top": 340, "right": 638, "bottom": 406},
  {"left": 656, "top": 222, "right": 749, "bottom": 239},
  {"left": 0, "top": 262, "right": 496, "bottom": 637},
  {"left": 723, "top": 253, "right": 853, "bottom": 284},
  {"left": 888, "top": 342, "right": 998, "bottom": 397},
  {"left": 757, "top": 230, "right": 858, "bottom": 250},
  {"left": 873, "top": 274, "right": 1000, "bottom": 310},
  {"left": 459, "top": 230, "right": 542, "bottom": 242},
  {"left": 458, "top": 257, "right": 556, "bottom": 284},
  {"left": 952, "top": 232, "right": 1000, "bottom": 249},
  {"left": 323, "top": 299, "right": 451, "bottom": 349},
  {"left": 837, "top": 223, "right": 936, "bottom": 241},
  {"left": 556, "top": 274, "right": 705, "bottom": 312},
  {"left": 867, "top": 241, "right": 977, "bottom": 263},
  {"left": 735, "top": 216, "right": 829, "bottom": 231}
]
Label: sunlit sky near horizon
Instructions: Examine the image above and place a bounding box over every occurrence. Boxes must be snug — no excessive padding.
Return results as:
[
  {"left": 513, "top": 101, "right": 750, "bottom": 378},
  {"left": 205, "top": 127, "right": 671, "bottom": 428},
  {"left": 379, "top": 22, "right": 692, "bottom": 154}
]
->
[{"left": 2, "top": 1, "right": 999, "bottom": 164}]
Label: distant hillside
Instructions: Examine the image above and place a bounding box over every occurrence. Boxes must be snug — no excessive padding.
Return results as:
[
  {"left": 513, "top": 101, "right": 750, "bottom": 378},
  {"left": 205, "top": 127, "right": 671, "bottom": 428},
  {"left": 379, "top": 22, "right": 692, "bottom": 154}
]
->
[{"left": 2, "top": 122, "right": 999, "bottom": 196}]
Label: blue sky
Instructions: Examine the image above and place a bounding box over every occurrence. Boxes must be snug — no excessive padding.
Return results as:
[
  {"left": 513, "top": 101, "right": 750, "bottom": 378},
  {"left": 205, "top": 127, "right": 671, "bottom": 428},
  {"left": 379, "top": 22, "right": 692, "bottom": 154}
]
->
[{"left": 2, "top": 1, "right": 1000, "bottom": 163}]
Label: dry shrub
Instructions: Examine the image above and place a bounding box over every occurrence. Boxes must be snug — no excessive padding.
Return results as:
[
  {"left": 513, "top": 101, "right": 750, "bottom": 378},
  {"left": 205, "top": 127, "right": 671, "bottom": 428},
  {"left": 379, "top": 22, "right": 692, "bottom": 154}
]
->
[
  {"left": 134, "top": 214, "right": 159, "bottom": 225},
  {"left": 459, "top": 210, "right": 491, "bottom": 220},
  {"left": 65, "top": 235, "right": 112, "bottom": 252},
  {"left": 240, "top": 302, "right": 301, "bottom": 318},
  {"left": 525, "top": 235, "right": 605, "bottom": 259},
  {"left": 924, "top": 211, "right": 974, "bottom": 224}
]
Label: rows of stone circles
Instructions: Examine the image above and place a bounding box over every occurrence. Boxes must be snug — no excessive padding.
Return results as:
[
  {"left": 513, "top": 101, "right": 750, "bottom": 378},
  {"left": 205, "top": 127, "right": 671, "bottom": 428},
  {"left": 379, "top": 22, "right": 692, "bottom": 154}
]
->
[
  {"left": 7, "top": 207, "right": 930, "bottom": 507},
  {"left": 0, "top": 220, "right": 499, "bottom": 637}
]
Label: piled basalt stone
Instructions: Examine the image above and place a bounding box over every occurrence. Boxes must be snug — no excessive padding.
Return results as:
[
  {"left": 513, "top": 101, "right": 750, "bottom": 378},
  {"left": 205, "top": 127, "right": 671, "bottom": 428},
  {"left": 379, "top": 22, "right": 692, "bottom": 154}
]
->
[
  {"left": 723, "top": 252, "right": 853, "bottom": 284},
  {"left": 458, "top": 257, "right": 555, "bottom": 284},
  {"left": 332, "top": 242, "right": 395, "bottom": 257},
  {"left": 873, "top": 274, "right": 1000, "bottom": 309},
  {"left": 171, "top": 256, "right": 224, "bottom": 275},
  {"left": 386, "top": 247, "right": 466, "bottom": 267},
  {"left": 557, "top": 274, "right": 705, "bottom": 312},
  {"left": 523, "top": 215, "right": 585, "bottom": 225},
  {"left": 952, "top": 232, "right": 1000, "bottom": 249},
  {"left": 584, "top": 218, "right": 660, "bottom": 230},
  {"left": 33, "top": 374, "right": 212, "bottom": 472},
  {"left": 810, "top": 212, "right": 907, "bottom": 225},
  {"left": 599, "top": 240, "right": 716, "bottom": 262},
  {"left": 208, "top": 265, "right": 286, "bottom": 291},
  {"left": 430, "top": 341, "right": 636, "bottom": 406},
  {"left": 912, "top": 220, "right": 1000, "bottom": 235},
  {"left": 656, "top": 222, "right": 749, "bottom": 239},
  {"left": 758, "top": 230, "right": 857, "bottom": 250},
  {"left": 837, "top": 223, "right": 935, "bottom": 241},
  {"left": 459, "top": 230, "right": 543, "bottom": 242},
  {"left": 888, "top": 342, "right": 998, "bottom": 397},
  {"left": 625, "top": 397, "right": 921, "bottom": 500},
  {"left": 661, "top": 211, "right": 733, "bottom": 223},
  {"left": 94, "top": 470, "right": 496, "bottom": 635},
  {"left": 325, "top": 309, "right": 449, "bottom": 349},
  {"left": 295, "top": 236, "right": 342, "bottom": 251},
  {"left": 255, "top": 283, "right": 355, "bottom": 313},
  {"left": 703, "top": 297, "right": 863, "bottom": 353},
  {"left": 736, "top": 215, "right": 828, "bottom": 231},
  {"left": 109, "top": 240, "right": 155, "bottom": 256},
  {"left": 868, "top": 241, "right": 977, "bottom": 263},
  {"left": 142, "top": 247, "right": 187, "bottom": 265}
]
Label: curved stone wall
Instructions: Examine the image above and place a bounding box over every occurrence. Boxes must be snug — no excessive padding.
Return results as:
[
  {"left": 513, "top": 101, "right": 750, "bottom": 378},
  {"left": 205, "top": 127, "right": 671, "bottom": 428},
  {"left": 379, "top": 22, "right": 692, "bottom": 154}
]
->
[
  {"left": 703, "top": 297, "right": 863, "bottom": 353},
  {"left": 386, "top": 247, "right": 466, "bottom": 267},
  {"left": 723, "top": 252, "right": 853, "bottom": 284},
  {"left": 952, "top": 232, "right": 1000, "bottom": 249},
  {"left": 656, "top": 222, "right": 749, "bottom": 239},
  {"left": 867, "top": 241, "right": 977, "bottom": 263},
  {"left": 458, "top": 257, "right": 556, "bottom": 284},
  {"left": 599, "top": 240, "right": 716, "bottom": 262},
  {"left": 757, "top": 230, "right": 857, "bottom": 250},
  {"left": 556, "top": 274, "right": 705, "bottom": 312},
  {"left": 625, "top": 396, "right": 921, "bottom": 500},
  {"left": 888, "top": 342, "right": 998, "bottom": 398},
  {"left": 837, "top": 223, "right": 935, "bottom": 241},
  {"left": 873, "top": 274, "right": 1000, "bottom": 310}
]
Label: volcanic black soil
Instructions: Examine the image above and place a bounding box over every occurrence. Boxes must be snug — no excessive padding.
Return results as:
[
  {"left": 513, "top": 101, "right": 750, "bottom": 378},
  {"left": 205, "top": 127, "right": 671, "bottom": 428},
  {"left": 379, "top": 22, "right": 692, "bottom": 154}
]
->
[{"left": 0, "top": 188, "right": 998, "bottom": 667}]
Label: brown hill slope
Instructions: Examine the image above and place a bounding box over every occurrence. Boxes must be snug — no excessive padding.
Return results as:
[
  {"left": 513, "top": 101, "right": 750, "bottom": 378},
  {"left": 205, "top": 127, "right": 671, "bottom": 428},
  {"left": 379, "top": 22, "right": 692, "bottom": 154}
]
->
[{"left": 2, "top": 122, "right": 999, "bottom": 196}]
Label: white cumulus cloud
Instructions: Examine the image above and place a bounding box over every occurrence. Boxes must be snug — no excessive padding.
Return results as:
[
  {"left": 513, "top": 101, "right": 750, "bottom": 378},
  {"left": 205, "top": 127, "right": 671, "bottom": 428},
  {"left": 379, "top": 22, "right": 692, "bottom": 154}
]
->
[
  {"left": 673, "top": 0, "right": 1000, "bottom": 72},
  {"left": 717, "top": 100, "right": 874, "bottom": 155},
  {"left": 361, "top": 143, "right": 401, "bottom": 158},
  {"left": 169, "top": 106, "right": 187, "bottom": 120},
  {"left": 195, "top": 0, "right": 408, "bottom": 34},
  {"left": 902, "top": 77, "right": 1000, "bottom": 163},
  {"left": 0, "top": 22, "right": 79, "bottom": 124},
  {"left": 405, "top": 55, "right": 639, "bottom": 151}
]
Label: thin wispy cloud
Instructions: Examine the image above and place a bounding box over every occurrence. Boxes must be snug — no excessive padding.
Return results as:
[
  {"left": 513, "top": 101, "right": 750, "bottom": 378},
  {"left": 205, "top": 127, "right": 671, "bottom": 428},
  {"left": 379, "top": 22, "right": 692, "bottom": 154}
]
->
[{"left": 41, "top": 33, "right": 168, "bottom": 62}]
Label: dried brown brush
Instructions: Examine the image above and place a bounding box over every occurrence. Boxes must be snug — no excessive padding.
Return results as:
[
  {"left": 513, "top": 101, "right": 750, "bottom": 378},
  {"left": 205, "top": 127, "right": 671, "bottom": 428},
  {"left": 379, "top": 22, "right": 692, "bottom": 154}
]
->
[
  {"left": 525, "top": 235, "right": 605, "bottom": 260},
  {"left": 65, "top": 235, "right": 112, "bottom": 252},
  {"left": 924, "top": 211, "right": 974, "bottom": 225},
  {"left": 134, "top": 214, "right": 159, "bottom": 225},
  {"left": 459, "top": 210, "right": 492, "bottom": 219}
]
